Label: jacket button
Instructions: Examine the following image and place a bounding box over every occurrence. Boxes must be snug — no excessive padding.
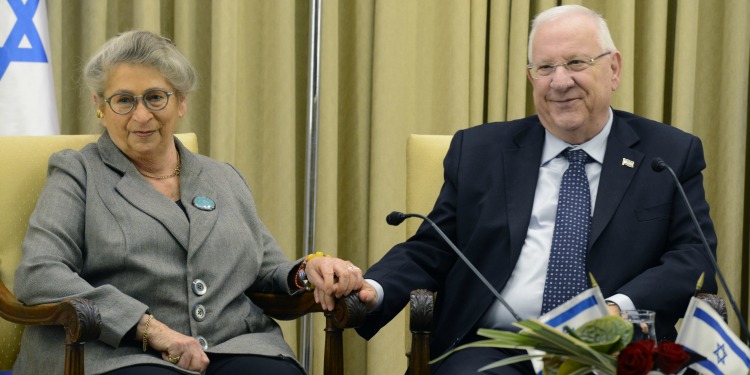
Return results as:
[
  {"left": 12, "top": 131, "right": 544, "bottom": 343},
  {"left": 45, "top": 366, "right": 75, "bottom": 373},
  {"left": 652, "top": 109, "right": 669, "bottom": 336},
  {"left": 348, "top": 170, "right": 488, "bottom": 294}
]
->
[
  {"left": 195, "top": 335, "right": 208, "bottom": 350},
  {"left": 192, "top": 304, "right": 207, "bottom": 321},
  {"left": 192, "top": 279, "right": 207, "bottom": 296}
]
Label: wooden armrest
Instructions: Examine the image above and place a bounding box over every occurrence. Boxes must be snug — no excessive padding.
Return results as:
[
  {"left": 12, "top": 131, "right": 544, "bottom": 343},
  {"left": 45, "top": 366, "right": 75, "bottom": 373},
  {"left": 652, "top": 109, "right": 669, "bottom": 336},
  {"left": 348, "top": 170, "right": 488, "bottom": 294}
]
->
[
  {"left": 247, "top": 291, "right": 367, "bottom": 375},
  {"left": 696, "top": 293, "right": 728, "bottom": 323},
  {"left": 248, "top": 291, "right": 367, "bottom": 329},
  {"left": 409, "top": 289, "right": 435, "bottom": 375},
  {"left": 0, "top": 279, "right": 101, "bottom": 375},
  {"left": 0, "top": 280, "right": 101, "bottom": 344}
]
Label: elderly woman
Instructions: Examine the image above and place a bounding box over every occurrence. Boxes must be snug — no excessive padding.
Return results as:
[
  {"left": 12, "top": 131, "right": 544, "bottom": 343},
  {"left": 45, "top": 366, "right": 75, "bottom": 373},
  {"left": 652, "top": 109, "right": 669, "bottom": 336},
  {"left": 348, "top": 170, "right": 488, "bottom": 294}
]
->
[{"left": 13, "top": 30, "right": 362, "bottom": 375}]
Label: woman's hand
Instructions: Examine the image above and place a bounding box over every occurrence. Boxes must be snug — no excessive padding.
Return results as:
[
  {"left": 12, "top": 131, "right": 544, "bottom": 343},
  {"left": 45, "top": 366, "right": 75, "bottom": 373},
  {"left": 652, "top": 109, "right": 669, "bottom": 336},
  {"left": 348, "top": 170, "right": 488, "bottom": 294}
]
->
[
  {"left": 137, "top": 314, "right": 209, "bottom": 373},
  {"left": 304, "top": 256, "right": 364, "bottom": 311}
]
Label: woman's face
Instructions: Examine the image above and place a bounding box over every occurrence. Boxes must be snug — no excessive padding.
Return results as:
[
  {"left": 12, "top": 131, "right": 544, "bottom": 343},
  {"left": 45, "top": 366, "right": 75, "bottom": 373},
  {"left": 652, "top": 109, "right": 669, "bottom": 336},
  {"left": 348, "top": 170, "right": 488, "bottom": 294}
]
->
[{"left": 97, "top": 63, "right": 187, "bottom": 160}]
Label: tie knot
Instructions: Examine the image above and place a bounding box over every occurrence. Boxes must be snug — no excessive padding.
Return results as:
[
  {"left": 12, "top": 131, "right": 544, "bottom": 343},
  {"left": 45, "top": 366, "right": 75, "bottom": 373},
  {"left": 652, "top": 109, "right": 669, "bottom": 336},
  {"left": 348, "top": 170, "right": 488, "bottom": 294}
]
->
[{"left": 564, "top": 148, "right": 589, "bottom": 164}]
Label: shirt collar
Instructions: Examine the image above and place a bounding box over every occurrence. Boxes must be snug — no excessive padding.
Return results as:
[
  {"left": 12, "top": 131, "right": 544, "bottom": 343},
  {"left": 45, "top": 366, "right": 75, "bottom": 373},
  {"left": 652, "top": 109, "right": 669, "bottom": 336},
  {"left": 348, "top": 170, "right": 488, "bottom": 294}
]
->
[{"left": 540, "top": 107, "right": 613, "bottom": 165}]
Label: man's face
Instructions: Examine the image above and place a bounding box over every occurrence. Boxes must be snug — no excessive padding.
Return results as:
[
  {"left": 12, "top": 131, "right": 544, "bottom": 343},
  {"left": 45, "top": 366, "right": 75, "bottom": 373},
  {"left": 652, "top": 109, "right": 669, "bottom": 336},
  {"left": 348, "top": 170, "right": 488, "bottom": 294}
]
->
[{"left": 528, "top": 14, "right": 621, "bottom": 144}]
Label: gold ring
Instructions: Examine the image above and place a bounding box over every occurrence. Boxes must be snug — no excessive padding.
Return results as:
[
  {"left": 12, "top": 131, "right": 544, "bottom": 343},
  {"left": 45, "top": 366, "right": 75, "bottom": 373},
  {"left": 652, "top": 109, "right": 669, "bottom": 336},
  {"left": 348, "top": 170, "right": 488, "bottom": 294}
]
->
[{"left": 168, "top": 355, "right": 181, "bottom": 364}]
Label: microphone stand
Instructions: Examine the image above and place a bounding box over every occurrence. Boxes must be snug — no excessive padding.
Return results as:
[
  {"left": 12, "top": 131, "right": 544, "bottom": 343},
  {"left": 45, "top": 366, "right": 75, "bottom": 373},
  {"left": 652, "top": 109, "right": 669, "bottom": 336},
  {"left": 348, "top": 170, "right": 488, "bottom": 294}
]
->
[
  {"left": 387, "top": 211, "right": 522, "bottom": 322},
  {"left": 653, "top": 158, "right": 750, "bottom": 343}
]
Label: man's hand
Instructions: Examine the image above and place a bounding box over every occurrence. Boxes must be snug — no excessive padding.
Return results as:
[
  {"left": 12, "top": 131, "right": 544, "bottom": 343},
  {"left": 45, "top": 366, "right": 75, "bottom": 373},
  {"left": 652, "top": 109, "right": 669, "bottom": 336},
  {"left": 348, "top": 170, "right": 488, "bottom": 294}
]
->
[
  {"left": 358, "top": 280, "right": 379, "bottom": 311},
  {"left": 606, "top": 302, "right": 621, "bottom": 316}
]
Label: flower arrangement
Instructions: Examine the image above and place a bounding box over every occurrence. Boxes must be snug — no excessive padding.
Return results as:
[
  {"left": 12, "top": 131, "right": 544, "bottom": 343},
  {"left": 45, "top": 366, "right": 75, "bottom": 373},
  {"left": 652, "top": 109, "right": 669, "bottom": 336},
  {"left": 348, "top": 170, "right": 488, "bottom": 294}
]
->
[
  {"left": 433, "top": 316, "right": 697, "bottom": 375},
  {"left": 617, "top": 339, "right": 690, "bottom": 375}
]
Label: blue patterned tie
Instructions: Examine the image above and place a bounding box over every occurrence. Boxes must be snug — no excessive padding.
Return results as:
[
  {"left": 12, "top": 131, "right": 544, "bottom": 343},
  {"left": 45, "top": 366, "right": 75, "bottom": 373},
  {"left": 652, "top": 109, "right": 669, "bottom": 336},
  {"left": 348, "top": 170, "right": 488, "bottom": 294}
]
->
[{"left": 541, "top": 148, "right": 592, "bottom": 314}]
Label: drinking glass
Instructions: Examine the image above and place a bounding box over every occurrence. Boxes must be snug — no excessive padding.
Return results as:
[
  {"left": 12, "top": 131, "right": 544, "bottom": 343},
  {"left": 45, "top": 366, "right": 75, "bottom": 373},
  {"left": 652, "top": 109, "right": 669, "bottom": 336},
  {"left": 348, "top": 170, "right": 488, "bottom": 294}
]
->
[{"left": 621, "top": 309, "right": 657, "bottom": 343}]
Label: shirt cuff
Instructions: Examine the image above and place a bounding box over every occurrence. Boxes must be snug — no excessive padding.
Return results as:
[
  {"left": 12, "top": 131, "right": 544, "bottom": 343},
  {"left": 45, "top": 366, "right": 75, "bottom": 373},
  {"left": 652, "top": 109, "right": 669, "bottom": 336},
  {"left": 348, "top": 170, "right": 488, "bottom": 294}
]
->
[
  {"left": 606, "top": 294, "right": 635, "bottom": 311},
  {"left": 365, "top": 278, "right": 384, "bottom": 310}
]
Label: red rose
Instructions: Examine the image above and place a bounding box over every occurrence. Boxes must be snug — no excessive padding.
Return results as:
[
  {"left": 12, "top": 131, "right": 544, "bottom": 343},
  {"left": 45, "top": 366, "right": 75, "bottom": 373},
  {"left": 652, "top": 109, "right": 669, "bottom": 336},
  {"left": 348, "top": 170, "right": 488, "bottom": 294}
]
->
[
  {"left": 655, "top": 341, "right": 690, "bottom": 374},
  {"left": 617, "top": 340, "right": 655, "bottom": 375}
]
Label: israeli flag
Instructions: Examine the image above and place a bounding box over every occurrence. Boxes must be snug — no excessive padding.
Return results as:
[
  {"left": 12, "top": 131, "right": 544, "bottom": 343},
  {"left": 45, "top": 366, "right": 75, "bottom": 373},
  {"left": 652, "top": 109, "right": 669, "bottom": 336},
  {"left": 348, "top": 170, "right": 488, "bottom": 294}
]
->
[
  {"left": 677, "top": 297, "right": 750, "bottom": 375},
  {"left": 538, "top": 287, "right": 610, "bottom": 330},
  {"left": 0, "top": 0, "right": 59, "bottom": 135},
  {"left": 529, "top": 287, "right": 610, "bottom": 374}
]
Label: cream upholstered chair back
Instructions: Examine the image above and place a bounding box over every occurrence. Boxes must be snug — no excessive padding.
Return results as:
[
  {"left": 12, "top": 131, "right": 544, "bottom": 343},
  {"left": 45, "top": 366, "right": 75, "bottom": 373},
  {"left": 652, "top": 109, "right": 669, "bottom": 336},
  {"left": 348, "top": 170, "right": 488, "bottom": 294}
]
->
[
  {"left": 403, "top": 134, "right": 452, "bottom": 362},
  {"left": 0, "top": 133, "right": 198, "bottom": 371},
  {"left": 405, "top": 134, "right": 452, "bottom": 236}
]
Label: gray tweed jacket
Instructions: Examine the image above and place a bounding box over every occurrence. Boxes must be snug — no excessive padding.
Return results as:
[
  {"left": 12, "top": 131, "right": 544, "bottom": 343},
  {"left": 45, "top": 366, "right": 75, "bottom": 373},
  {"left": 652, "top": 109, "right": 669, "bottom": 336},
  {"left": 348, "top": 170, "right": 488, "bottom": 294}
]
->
[{"left": 13, "top": 131, "right": 298, "bottom": 374}]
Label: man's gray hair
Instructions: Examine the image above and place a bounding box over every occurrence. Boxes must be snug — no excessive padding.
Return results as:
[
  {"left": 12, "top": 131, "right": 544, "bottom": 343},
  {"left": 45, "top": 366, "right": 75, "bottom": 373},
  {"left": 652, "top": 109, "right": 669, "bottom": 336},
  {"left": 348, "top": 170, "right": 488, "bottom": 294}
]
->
[{"left": 528, "top": 5, "right": 617, "bottom": 63}]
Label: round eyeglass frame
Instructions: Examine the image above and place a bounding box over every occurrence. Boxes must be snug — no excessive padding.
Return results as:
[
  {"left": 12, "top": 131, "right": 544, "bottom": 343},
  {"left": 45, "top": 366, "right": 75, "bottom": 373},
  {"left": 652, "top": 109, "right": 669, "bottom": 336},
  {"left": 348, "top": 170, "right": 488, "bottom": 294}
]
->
[
  {"left": 103, "top": 89, "right": 174, "bottom": 115},
  {"left": 527, "top": 51, "right": 612, "bottom": 79}
]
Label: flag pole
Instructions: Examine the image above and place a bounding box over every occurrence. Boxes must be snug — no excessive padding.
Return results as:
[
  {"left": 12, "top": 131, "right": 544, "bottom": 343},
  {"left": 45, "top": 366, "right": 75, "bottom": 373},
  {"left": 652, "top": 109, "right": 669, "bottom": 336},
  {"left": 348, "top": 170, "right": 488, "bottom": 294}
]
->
[{"left": 301, "top": 0, "right": 322, "bottom": 372}]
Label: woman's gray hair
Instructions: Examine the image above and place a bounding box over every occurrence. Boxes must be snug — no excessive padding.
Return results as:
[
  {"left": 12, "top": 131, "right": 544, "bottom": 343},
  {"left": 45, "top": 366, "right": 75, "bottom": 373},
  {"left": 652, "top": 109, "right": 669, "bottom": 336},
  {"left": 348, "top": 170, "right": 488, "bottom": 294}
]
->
[
  {"left": 84, "top": 30, "right": 197, "bottom": 98},
  {"left": 527, "top": 5, "right": 617, "bottom": 63}
]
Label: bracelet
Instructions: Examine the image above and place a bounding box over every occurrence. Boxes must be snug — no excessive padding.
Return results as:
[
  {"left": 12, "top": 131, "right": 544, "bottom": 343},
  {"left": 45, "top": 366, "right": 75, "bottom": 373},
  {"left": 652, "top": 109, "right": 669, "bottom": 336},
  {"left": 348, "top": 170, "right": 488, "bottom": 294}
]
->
[
  {"left": 295, "top": 251, "right": 329, "bottom": 291},
  {"left": 142, "top": 314, "right": 154, "bottom": 352}
]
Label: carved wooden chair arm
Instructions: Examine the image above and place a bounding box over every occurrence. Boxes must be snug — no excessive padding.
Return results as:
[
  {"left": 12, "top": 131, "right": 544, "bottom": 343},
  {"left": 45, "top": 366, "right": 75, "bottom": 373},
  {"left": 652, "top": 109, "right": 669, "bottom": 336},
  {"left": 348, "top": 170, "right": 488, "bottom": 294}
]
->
[
  {"left": 247, "top": 291, "right": 368, "bottom": 375},
  {"left": 696, "top": 293, "right": 728, "bottom": 322},
  {"left": 0, "top": 279, "right": 101, "bottom": 375},
  {"left": 408, "top": 289, "right": 435, "bottom": 375}
]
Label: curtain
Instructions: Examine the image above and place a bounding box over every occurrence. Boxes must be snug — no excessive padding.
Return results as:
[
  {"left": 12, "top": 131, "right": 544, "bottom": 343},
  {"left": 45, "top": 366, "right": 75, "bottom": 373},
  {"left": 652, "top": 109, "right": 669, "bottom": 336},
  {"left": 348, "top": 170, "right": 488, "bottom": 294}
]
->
[{"left": 46, "top": 0, "right": 749, "bottom": 374}]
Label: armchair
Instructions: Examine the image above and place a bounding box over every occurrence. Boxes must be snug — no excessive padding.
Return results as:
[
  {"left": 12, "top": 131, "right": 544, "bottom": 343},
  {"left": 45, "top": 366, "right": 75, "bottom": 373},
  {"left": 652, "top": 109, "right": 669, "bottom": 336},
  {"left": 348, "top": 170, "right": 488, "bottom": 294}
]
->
[
  {"left": 402, "top": 134, "right": 727, "bottom": 375},
  {"left": 0, "top": 134, "right": 366, "bottom": 375}
]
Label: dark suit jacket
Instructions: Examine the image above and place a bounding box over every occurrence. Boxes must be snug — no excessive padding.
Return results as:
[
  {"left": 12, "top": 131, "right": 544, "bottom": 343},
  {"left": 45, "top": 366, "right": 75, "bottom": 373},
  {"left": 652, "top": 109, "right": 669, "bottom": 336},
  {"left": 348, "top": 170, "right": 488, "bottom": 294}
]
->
[{"left": 357, "top": 109, "right": 718, "bottom": 359}]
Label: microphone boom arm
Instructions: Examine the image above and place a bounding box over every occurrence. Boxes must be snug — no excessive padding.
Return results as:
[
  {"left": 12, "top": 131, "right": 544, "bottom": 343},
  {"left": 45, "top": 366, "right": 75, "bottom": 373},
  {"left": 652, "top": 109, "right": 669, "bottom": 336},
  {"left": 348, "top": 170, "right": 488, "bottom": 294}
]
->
[
  {"left": 656, "top": 159, "right": 750, "bottom": 343},
  {"left": 392, "top": 212, "right": 522, "bottom": 322}
]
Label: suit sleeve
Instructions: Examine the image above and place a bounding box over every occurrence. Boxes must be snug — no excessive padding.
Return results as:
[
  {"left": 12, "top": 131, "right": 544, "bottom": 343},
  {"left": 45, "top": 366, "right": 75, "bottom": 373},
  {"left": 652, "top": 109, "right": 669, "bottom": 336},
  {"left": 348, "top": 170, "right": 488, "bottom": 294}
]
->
[
  {"left": 14, "top": 150, "right": 148, "bottom": 348},
  {"left": 357, "top": 131, "right": 465, "bottom": 340},
  {"left": 224, "top": 163, "right": 295, "bottom": 295}
]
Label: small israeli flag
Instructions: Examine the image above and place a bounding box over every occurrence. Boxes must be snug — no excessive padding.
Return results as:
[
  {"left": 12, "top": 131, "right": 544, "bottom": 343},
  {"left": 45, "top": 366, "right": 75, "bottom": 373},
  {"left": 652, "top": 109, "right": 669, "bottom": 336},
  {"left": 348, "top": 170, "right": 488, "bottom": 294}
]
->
[
  {"left": 529, "top": 287, "right": 610, "bottom": 374},
  {"left": 677, "top": 297, "right": 750, "bottom": 375}
]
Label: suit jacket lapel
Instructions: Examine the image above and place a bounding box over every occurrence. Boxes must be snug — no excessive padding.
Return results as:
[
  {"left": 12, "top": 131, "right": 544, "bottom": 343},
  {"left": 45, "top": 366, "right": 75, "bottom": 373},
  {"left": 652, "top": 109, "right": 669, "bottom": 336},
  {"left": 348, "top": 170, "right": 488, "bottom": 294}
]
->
[
  {"left": 590, "top": 115, "right": 643, "bottom": 248},
  {"left": 98, "top": 132, "right": 220, "bottom": 254},
  {"left": 96, "top": 132, "right": 191, "bottom": 250},
  {"left": 503, "top": 121, "right": 545, "bottom": 259},
  {"left": 176, "top": 140, "right": 219, "bottom": 259}
]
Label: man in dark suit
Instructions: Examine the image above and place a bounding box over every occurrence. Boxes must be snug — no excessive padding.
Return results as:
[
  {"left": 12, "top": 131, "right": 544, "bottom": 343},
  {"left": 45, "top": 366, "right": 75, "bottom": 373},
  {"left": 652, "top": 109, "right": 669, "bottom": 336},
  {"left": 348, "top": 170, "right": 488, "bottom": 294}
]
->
[{"left": 357, "top": 4, "right": 717, "bottom": 374}]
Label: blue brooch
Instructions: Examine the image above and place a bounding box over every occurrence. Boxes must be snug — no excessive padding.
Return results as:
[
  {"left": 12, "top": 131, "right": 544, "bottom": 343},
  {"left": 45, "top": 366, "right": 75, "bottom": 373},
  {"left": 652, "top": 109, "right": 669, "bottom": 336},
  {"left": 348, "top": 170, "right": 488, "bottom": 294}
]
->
[{"left": 192, "top": 196, "right": 216, "bottom": 211}]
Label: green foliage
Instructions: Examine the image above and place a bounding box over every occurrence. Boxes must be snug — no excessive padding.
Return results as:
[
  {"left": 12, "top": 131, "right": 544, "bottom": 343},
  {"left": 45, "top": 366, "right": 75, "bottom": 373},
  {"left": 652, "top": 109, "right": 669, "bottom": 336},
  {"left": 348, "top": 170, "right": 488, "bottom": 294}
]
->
[{"left": 431, "top": 317, "right": 633, "bottom": 375}]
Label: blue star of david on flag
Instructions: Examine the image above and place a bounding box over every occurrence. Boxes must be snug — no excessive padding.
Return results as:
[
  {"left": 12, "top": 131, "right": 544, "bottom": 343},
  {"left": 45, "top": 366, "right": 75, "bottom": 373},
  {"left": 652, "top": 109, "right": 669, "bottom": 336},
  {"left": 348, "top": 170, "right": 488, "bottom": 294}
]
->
[
  {"left": 0, "top": 0, "right": 48, "bottom": 79},
  {"left": 714, "top": 343, "right": 728, "bottom": 365},
  {"left": 677, "top": 297, "right": 750, "bottom": 375}
]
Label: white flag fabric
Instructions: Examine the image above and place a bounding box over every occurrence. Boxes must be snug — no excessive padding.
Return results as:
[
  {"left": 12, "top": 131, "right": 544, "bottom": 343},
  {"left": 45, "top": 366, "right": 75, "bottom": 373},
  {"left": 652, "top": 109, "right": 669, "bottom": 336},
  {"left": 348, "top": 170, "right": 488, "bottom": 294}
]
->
[
  {"left": 676, "top": 297, "right": 750, "bottom": 375},
  {"left": 538, "top": 286, "right": 610, "bottom": 330},
  {"left": 0, "top": 0, "right": 59, "bottom": 135},
  {"left": 529, "top": 287, "right": 610, "bottom": 374}
]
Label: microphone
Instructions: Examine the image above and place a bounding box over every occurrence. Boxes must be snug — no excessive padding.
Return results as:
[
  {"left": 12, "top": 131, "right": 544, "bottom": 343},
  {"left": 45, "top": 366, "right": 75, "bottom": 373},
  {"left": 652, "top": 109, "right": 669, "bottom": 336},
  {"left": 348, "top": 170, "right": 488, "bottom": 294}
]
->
[
  {"left": 386, "top": 211, "right": 522, "bottom": 321},
  {"left": 651, "top": 157, "right": 750, "bottom": 342}
]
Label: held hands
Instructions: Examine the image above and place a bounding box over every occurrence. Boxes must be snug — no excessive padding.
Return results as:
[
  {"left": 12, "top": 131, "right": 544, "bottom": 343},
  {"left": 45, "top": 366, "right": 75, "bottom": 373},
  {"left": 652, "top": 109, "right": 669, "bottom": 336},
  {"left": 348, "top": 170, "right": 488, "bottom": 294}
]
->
[
  {"left": 138, "top": 314, "right": 209, "bottom": 373},
  {"left": 357, "top": 280, "right": 379, "bottom": 311},
  {"left": 303, "top": 254, "right": 364, "bottom": 311}
]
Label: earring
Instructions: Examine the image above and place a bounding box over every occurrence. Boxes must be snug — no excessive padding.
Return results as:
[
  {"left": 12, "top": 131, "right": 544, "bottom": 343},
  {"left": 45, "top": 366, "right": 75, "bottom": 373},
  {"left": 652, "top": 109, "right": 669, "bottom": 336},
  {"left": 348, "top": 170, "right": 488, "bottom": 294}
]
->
[{"left": 96, "top": 109, "right": 104, "bottom": 119}]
